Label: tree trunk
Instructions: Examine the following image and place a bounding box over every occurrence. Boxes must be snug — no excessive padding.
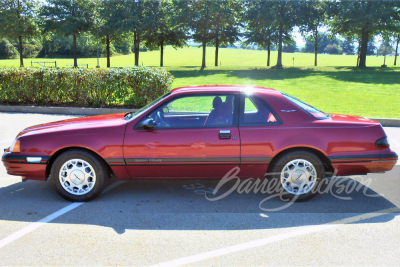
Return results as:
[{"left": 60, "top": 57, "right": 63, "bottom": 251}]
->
[
  {"left": 215, "top": 34, "right": 219, "bottom": 67},
  {"left": 18, "top": 35, "right": 23, "bottom": 67},
  {"left": 73, "top": 34, "right": 78, "bottom": 67},
  {"left": 384, "top": 44, "right": 387, "bottom": 65},
  {"left": 267, "top": 42, "right": 270, "bottom": 66},
  {"left": 359, "top": 26, "right": 369, "bottom": 68},
  {"left": 160, "top": 40, "right": 164, "bottom": 67},
  {"left": 106, "top": 34, "right": 110, "bottom": 68},
  {"left": 314, "top": 28, "right": 318, "bottom": 66},
  {"left": 202, "top": 40, "right": 206, "bottom": 69},
  {"left": 17, "top": 0, "right": 23, "bottom": 67},
  {"left": 394, "top": 34, "right": 399, "bottom": 66},
  {"left": 276, "top": 23, "right": 283, "bottom": 68},
  {"left": 134, "top": 32, "right": 140, "bottom": 66}
]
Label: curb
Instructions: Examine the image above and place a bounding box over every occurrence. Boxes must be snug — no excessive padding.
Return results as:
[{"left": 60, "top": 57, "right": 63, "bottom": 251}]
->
[
  {"left": 0, "top": 105, "right": 137, "bottom": 116},
  {"left": 0, "top": 105, "right": 399, "bottom": 127},
  {"left": 370, "top": 118, "right": 400, "bottom": 127}
]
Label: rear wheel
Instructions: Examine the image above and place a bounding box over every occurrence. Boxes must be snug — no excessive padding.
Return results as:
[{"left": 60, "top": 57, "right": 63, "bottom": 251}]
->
[
  {"left": 268, "top": 150, "right": 325, "bottom": 202},
  {"left": 50, "top": 149, "right": 108, "bottom": 202}
]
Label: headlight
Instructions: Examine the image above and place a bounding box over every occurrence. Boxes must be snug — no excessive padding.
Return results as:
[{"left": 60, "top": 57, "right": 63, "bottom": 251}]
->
[{"left": 10, "top": 139, "right": 20, "bottom": 153}]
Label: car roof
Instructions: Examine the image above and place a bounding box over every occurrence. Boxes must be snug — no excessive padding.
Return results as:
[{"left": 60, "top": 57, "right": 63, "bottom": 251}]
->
[{"left": 171, "top": 85, "right": 280, "bottom": 95}]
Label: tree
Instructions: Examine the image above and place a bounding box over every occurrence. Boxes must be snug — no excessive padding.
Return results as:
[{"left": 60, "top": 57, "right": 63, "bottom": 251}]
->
[
  {"left": 0, "top": 0, "right": 41, "bottom": 67},
  {"left": 324, "top": 44, "right": 342, "bottom": 55},
  {"left": 395, "top": 34, "right": 399, "bottom": 65},
  {"left": 366, "top": 40, "right": 376, "bottom": 55},
  {"left": 209, "top": 0, "right": 242, "bottom": 66},
  {"left": 0, "top": 38, "right": 19, "bottom": 59},
  {"left": 341, "top": 38, "right": 355, "bottom": 55},
  {"left": 317, "top": 34, "right": 339, "bottom": 53},
  {"left": 119, "top": 0, "right": 153, "bottom": 66},
  {"left": 282, "top": 41, "right": 296, "bottom": 53},
  {"left": 267, "top": 0, "right": 299, "bottom": 68},
  {"left": 22, "top": 39, "right": 42, "bottom": 58},
  {"left": 178, "top": 0, "right": 214, "bottom": 69},
  {"left": 142, "top": 0, "right": 187, "bottom": 67},
  {"left": 380, "top": 31, "right": 395, "bottom": 65},
  {"left": 379, "top": 30, "right": 400, "bottom": 64},
  {"left": 330, "top": 0, "right": 400, "bottom": 68},
  {"left": 96, "top": 0, "right": 126, "bottom": 67},
  {"left": 41, "top": 0, "right": 96, "bottom": 67},
  {"left": 378, "top": 44, "right": 393, "bottom": 56},
  {"left": 301, "top": 40, "right": 315, "bottom": 53},
  {"left": 243, "top": 0, "right": 279, "bottom": 66},
  {"left": 298, "top": 0, "right": 328, "bottom": 66}
]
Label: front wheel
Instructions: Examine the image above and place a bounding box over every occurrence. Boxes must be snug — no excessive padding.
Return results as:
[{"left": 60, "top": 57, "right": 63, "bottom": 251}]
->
[
  {"left": 268, "top": 150, "right": 325, "bottom": 202},
  {"left": 50, "top": 149, "right": 109, "bottom": 202}
]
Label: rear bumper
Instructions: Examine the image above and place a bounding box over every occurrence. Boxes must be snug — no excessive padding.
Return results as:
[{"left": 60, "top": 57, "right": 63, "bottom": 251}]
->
[
  {"left": 2, "top": 153, "right": 49, "bottom": 181},
  {"left": 329, "top": 152, "right": 398, "bottom": 176}
]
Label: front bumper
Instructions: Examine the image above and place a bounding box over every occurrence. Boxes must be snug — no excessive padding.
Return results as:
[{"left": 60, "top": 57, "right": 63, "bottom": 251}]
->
[{"left": 2, "top": 153, "right": 50, "bottom": 181}]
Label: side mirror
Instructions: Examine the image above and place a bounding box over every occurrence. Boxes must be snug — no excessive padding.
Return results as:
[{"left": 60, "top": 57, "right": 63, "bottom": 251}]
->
[{"left": 136, "top": 118, "right": 155, "bottom": 130}]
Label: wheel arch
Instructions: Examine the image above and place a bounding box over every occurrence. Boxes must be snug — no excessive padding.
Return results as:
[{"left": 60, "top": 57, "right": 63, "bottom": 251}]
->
[
  {"left": 267, "top": 146, "right": 334, "bottom": 175},
  {"left": 45, "top": 146, "right": 113, "bottom": 179}
]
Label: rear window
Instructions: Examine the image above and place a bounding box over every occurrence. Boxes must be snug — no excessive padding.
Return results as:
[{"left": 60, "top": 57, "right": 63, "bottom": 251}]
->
[{"left": 283, "top": 94, "right": 330, "bottom": 120}]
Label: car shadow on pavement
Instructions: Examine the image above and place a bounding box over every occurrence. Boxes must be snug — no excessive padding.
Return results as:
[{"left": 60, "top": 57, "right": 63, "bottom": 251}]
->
[{"left": 0, "top": 174, "right": 398, "bottom": 235}]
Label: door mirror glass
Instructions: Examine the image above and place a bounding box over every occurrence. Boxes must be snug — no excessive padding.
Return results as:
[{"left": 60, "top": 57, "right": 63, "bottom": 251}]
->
[
  {"left": 162, "top": 107, "right": 169, "bottom": 113},
  {"left": 136, "top": 118, "right": 155, "bottom": 129}
]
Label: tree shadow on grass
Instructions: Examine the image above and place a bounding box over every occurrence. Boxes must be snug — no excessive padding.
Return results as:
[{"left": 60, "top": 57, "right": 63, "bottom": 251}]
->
[
  {"left": 170, "top": 67, "right": 400, "bottom": 85},
  {"left": 170, "top": 68, "right": 317, "bottom": 81},
  {"left": 325, "top": 67, "right": 400, "bottom": 84}
]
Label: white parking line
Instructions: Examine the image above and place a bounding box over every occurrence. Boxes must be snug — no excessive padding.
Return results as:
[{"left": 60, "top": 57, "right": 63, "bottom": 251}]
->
[
  {"left": 388, "top": 138, "right": 400, "bottom": 165},
  {"left": 0, "top": 177, "right": 20, "bottom": 181},
  {"left": 0, "top": 180, "right": 125, "bottom": 249},
  {"left": 149, "top": 207, "right": 400, "bottom": 267},
  {"left": 390, "top": 138, "right": 400, "bottom": 149}
]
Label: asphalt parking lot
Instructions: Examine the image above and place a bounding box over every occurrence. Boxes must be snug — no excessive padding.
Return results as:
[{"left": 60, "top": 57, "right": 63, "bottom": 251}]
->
[{"left": 0, "top": 112, "right": 399, "bottom": 266}]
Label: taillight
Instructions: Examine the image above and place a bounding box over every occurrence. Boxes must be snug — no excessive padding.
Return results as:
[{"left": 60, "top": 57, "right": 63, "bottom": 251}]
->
[{"left": 376, "top": 137, "right": 390, "bottom": 149}]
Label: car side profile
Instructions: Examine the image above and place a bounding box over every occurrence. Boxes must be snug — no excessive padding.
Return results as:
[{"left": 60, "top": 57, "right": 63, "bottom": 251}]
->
[{"left": 2, "top": 86, "right": 398, "bottom": 202}]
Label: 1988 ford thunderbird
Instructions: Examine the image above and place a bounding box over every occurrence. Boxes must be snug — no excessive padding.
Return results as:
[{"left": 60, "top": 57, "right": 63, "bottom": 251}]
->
[{"left": 2, "top": 86, "right": 398, "bottom": 202}]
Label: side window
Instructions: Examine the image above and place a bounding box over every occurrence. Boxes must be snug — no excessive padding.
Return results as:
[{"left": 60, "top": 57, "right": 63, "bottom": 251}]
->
[
  {"left": 244, "top": 98, "right": 257, "bottom": 113},
  {"left": 142, "top": 95, "right": 236, "bottom": 129},
  {"left": 241, "top": 96, "right": 279, "bottom": 125}
]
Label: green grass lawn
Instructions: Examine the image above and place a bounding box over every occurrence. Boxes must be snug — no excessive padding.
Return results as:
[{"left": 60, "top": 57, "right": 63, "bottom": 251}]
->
[
  {"left": 167, "top": 66, "right": 400, "bottom": 119},
  {"left": 0, "top": 46, "right": 399, "bottom": 118},
  {"left": 0, "top": 46, "right": 398, "bottom": 68}
]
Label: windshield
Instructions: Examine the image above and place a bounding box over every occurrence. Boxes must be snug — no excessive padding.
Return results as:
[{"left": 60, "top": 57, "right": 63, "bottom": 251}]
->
[
  {"left": 282, "top": 93, "right": 330, "bottom": 120},
  {"left": 124, "top": 92, "right": 171, "bottom": 121}
]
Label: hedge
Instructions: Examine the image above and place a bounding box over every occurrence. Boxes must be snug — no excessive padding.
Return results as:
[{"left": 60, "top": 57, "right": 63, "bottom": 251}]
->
[{"left": 0, "top": 67, "right": 173, "bottom": 108}]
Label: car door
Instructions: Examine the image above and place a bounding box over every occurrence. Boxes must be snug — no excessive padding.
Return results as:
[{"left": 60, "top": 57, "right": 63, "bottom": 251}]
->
[
  {"left": 238, "top": 94, "right": 283, "bottom": 178},
  {"left": 123, "top": 93, "right": 240, "bottom": 178}
]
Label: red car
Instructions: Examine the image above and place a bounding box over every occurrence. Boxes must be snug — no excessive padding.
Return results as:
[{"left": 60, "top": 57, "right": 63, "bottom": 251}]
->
[{"left": 2, "top": 86, "right": 398, "bottom": 202}]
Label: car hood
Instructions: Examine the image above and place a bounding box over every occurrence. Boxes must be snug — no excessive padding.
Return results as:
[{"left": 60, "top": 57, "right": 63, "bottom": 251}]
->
[{"left": 18, "top": 113, "right": 128, "bottom": 137}]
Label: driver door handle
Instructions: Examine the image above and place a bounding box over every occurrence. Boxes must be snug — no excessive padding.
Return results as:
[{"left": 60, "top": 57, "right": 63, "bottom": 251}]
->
[{"left": 219, "top": 130, "right": 231, "bottom": 139}]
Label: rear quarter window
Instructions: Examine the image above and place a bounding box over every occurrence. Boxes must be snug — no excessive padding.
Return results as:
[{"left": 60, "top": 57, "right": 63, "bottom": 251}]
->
[
  {"left": 240, "top": 95, "right": 281, "bottom": 126},
  {"left": 283, "top": 94, "right": 330, "bottom": 120}
]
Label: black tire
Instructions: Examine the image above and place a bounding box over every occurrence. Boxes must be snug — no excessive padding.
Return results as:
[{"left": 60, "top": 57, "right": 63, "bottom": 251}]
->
[
  {"left": 50, "top": 149, "right": 109, "bottom": 202},
  {"left": 268, "top": 150, "right": 325, "bottom": 202}
]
